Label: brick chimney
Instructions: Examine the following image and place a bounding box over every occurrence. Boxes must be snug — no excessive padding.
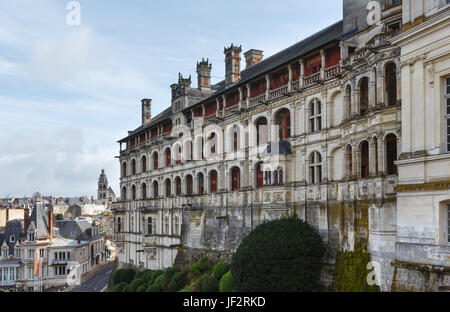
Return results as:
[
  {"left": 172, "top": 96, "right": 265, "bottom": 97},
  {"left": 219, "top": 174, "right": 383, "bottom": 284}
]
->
[
  {"left": 224, "top": 44, "right": 242, "bottom": 85},
  {"left": 48, "top": 201, "right": 53, "bottom": 240},
  {"left": 197, "top": 58, "right": 212, "bottom": 91},
  {"left": 24, "top": 207, "right": 30, "bottom": 231},
  {"left": 244, "top": 49, "right": 264, "bottom": 69},
  {"left": 141, "top": 99, "right": 152, "bottom": 125}
]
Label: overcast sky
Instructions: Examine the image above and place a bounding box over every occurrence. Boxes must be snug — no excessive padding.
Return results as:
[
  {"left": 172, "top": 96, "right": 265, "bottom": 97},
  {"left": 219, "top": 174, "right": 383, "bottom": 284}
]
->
[{"left": 0, "top": 0, "right": 342, "bottom": 198}]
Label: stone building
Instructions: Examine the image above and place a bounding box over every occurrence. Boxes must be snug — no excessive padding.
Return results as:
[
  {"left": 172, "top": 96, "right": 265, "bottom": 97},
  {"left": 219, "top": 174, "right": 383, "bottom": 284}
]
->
[
  {"left": 97, "top": 169, "right": 116, "bottom": 203},
  {"left": 112, "top": 0, "right": 450, "bottom": 291}
]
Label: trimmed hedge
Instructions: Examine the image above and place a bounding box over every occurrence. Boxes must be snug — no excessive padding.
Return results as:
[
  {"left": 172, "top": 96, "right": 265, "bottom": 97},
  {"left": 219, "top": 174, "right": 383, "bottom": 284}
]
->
[
  {"left": 190, "top": 256, "right": 213, "bottom": 276},
  {"left": 202, "top": 276, "right": 219, "bottom": 292},
  {"left": 112, "top": 269, "right": 124, "bottom": 286},
  {"left": 120, "top": 268, "right": 137, "bottom": 284},
  {"left": 129, "top": 278, "right": 146, "bottom": 292},
  {"left": 161, "top": 267, "right": 181, "bottom": 291},
  {"left": 143, "top": 270, "right": 154, "bottom": 283},
  {"left": 122, "top": 285, "right": 131, "bottom": 292},
  {"left": 231, "top": 216, "right": 326, "bottom": 292},
  {"left": 112, "top": 282, "right": 128, "bottom": 292},
  {"left": 219, "top": 271, "right": 233, "bottom": 292},
  {"left": 154, "top": 275, "right": 164, "bottom": 287},
  {"left": 212, "top": 262, "right": 231, "bottom": 280},
  {"left": 150, "top": 270, "right": 163, "bottom": 284},
  {"left": 146, "top": 284, "right": 162, "bottom": 292},
  {"left": 168, "top": 272, "right": 187, "bottom": 292},
  {"left": 179, "top": 288, "right": 192, "bottom": 292}
]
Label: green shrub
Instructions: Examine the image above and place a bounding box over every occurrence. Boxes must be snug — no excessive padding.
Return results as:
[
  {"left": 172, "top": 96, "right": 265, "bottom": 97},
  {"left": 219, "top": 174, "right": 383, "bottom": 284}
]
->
[
  {"left": 135, "top": 270, "right": 150, "bottom": 280},
  {"left": 136, "top": 285, "right": 146, "bottom": 292},
  {"left": 192, "top": 273, "right": 210, "bottom": 292},
  {"left": 161, "top": 267, "right": 181, "bottom": 291},
  {"left": 143, "top": 270, "right": 154, "bottom": 283},
  {"left": 122, "top": 285, "right": 131, "bottom": 292},
  {"left": 154, "top": 275, "right": 164, "bottom": 287},
  {"left": 202, "top": 277, "right": 219, "bottom": 292},
  {"left": 231, "top": 216, "right": 326, "bottom": 292},
  {"left": 179, "top": 288, "right": 192, "bottom": 292},
  {"left": 150, "top": 270, "right": 164, "bottom": 284},
  {"left": 191, "top": 256, "right": 213, "bottom": 276},
  {"left": 112, "top": 282, "right": 128, "bottom": 292},
  {"left": 334, "top": 243, "right": 380, "bottom": 292},
  {"left": 112, "top": 269, "right": 125, "bottom": 286},
  {"left": 129, "top": 278, "right": 146, "bottom": 292},
  {"left": 120, "top": 268, "right": 136, "bottom": 284},
  {"left": 219, "top": 271, "right": 233, "bottom": 292},
  {"left": 167, "top": 272, "right": 187, "bottom": 292},
  {"left": 146, "top": 284, "right": 162, "bottom": 292},
  {"left": 212, "top": 262, "right": 231, "bottom": 280}
]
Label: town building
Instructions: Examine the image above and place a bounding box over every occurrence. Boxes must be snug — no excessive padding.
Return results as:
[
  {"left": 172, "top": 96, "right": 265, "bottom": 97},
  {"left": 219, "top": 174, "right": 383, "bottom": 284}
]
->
[
  {"left": 112, "top": 0, "right": 450, "bottom": 291},
  {"left": 97, "top": 169, "right": 116, "bottom": 203}
]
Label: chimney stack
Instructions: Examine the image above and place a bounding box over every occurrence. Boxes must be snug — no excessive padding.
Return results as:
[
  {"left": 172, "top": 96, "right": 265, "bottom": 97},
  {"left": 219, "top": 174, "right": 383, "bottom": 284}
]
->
[
  {"left": 196, "top": 58, "right": 212, "bottom": 91},
  {"left": 141, "top": 99, "right": 152, "bottom": 126},
  {"left": 224, "top": 44, "right": 242, "bottom": 85},
  {"left": 48, "top": 200, "right": 54, "bottom": 240},
  {"left": 24, "top": 207, "right": 30, "bottom": 231},
  {"left": 244, "top": 49, "right": 264, "bottom": 69}
]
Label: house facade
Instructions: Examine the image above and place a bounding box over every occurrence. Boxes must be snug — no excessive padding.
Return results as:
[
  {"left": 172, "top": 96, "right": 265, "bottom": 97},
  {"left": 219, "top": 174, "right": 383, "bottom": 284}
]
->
[{"left": 112, "top": 0, "right": 450, "bottom": 291}]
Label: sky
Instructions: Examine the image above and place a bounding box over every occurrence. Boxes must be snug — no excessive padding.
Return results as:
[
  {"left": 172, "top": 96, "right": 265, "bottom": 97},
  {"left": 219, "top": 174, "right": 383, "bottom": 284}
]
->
[{"left": 0, "top": 0, "right": 342, "bottom": 198}]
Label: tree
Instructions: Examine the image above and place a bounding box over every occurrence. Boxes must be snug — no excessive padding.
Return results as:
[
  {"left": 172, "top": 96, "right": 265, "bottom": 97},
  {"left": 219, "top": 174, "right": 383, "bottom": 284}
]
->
[
  {"left": 231, "top": 216, "right": 326, "bottom": 292},
  {"left": 56, "top": 214, "right": 64, "bottom": 221}
]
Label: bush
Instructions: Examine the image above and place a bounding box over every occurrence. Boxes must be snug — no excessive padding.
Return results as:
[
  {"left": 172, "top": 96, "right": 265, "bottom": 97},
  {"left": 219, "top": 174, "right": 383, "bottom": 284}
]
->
[
  {"left": 122, "top": 285, "right": 131, "bottom": 292},
  {"left": 143, "top": 270, "right": 154, "bottom": 283},
  {"left": 191, "top": 256, "right": 213, "bottom": 276},
  {"left": 179, "top": 288, "right": 192, "bottom": 292},
  {"left": 154, "top": 275, "right": 164, "bottom": 288},
  {"left": 167, "top": 272, "right": 187, "bottom": 292},
  {"left": 192, "top": 273, "right": 210, "bottom": 292},
  {"left": 161, "top": 267, "right": 181, "bottom": 291},
  {"left": 136, "top": 285, "right": 146, "bottom": 292},
  {"left": 202, "top": 277, "right": 219, "bottom": 292},
  {"left": 219, "top": 271, "right": 233, "bottom": 292},
  {"left": 212, "top": 262, "right": 231, "bottom": 280},
  {"left": 135, "top": 270, "right": 150, "bottom": 280},
  {"left": 120, "top": 268, "right": 136, "bottom": 284},
  {"left": 129, "top": 278, "right": 146, "bottom": 292},
  {"left": 112, "top": 282, "right": 128, "bottom": 292},
  {"left": 150, "top": 270, "right": 163, "bottom": 284},
  {"left": 231, "top": 216, "right": 326, "bottom": 292},
  {"left": 146, "top": 284, "right": 162, "bottom": 292},
  {"left": 112, "top": 269, "right": 125, "bottom": 286},
  {"left": 334, "top": 243, "right": 380, "bottom": 292}
]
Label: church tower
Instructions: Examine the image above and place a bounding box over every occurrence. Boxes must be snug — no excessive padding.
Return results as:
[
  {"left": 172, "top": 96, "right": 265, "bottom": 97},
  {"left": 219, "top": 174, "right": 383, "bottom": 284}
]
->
[{"left": 97, "top": 169, "right": 108, "bottom": 200}]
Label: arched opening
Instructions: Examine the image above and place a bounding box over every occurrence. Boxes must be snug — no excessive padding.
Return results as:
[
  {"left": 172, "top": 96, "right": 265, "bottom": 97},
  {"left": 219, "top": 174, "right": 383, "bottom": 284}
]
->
[
  {"left": 175, "top": 177, "right": 182, "bottom": 196},
  {"left": 141, "top": 156, "right": 147, "bottom": 173},
  {"left": 131, "top": 159, "right": 136, "bottom": 175},
  {"left": 165, "top": 179, "right": 171, "bottom": 197},
  {"left": 255, "top": 117, "right": 268, "bottom": 146},
  {"left": 309, "top": 151, "right": 323, "bottom": 184},
  {"left": 346, "top": 85, "right": 352, "bottom": 118},
  {"left": 153, "top": 152, "right": 159, "bottom": 169},
  {"left": 185, "top": 140, "right": 193, "bottom": 162},
  {"left": 209, "top": 170, "right": 218, "bottom": 193},
  {"left": 131, "top": 185, "right": 136, "bottom": 200},
  {"left": 360, "top": 141, "right": 369, "bottom": 178},
  {"left": 386, "top": 134, "right": 398, "bottom": 175},
  {"left": 310, "top": 99, "right": 322, "bottom": 132},
  {"left": 122, "top": 162, "right": 127, "bottom": 177},
  {"left": 359, "top": 77, "right": 369, "bottom": 115},
  {"left": 385, "top": 63, "right": 397, "bottom": 107},
  {"left": 275, "top": 108, "right": 291, "bottom": 140},
  {"left": 152, "top": 181, "right": 159, "bottom": 199},
  {"left": 256, "top": 162, "right": 264, "bottom": 188},
  {"left": 231, "top": 167, "right": 240, "bottom": 191},
  {"left": 274, "top": 167, "right": 284, "bottom": 185},
  {"left": 198, "top": 173, "right": 205, "bottom": 194},
  {"left": 185, "top": 175, "right": 193, "bottom": 195},
  {"left": 141, "top": 183, "right": 147, "bottom": 199},
  {"left": 209, "top": 133, "right": 217, "bottom": 156},
  {"left": 175, "top": 145, "right": 182, "bottom": 165},
  {"left": 232, "top": 126, "right": 240, "bottom": 152},
  {"left": 165, "top": 148, "right": 171, "bottom": 166},
  {"left": 121, "top": 187, "right": 127, "bottom": 201}
]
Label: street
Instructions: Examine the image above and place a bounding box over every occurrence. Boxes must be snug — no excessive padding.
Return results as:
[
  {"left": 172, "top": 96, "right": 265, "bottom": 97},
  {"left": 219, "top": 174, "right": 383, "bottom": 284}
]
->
[{"left": 70, "top": 262, "right": 114, "bottom": 292}]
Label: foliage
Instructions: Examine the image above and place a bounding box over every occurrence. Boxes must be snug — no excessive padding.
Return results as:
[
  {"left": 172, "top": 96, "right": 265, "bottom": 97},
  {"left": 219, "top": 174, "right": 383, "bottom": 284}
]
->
[
  {"left": 179, "top": 288, "right": 192, "bottom": 292},
  {"left": 212, "top": 262, "right": 231, "bottom": 280},
  {"left": 143, "top": 270, "right": 154, "bottom": 283},
  {"left": 111, "top": 268, "right": 124, "bottom": 286},
  {"left": 136, "top": 285, "right": 146, "bottom": 292},
  {"left": 334, "top": 244, "right": 380, "bottom": 292},
  {"left": 146, "top": 284, "right": 162, "bottom": 292},
  {"left": 122, "top": 285, "right": 131, "bottom": 292},
  {"left": 154, "top": 275, "right": 164, "bottom": 288},
  {"left": 56, "top": 214, "right": 64, "bottom": 221},
  {"left": 111, "top": 282, "right": 128, "bottom": 292},
  {"left": 161, "top": 267, "right": 181, "bottom": 291},
  {"left": 120, "top": 268, "right": 137, "bottom": 284},
  {"left": 190, "top": 256, "right": 213, "bottom": 276},
  {"left": 150, "top": 270, "right": 163, "bottom": 284},
  {"left": 167, "top": 272, "right": 187, "bottom": 292},
  {"left": 231, "top": 216, "right": 326, "bottom": 292},
  {"left": 129, "top": 278, "right": 146, "bottom": 292},
  {"left": 219, "top": 271, "right": 234, "bottom": 292},
  {"left": 202, "top": 276, "right": 219, "bottom": 292},
  {"left": 135, "top": 269, "right": 150, "bottom": 280}
]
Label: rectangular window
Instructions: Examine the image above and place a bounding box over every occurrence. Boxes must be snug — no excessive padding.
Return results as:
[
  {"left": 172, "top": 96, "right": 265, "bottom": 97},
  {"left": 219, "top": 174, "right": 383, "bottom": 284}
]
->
[
  {"left": 446, "top": 77, "right": 450, "bottom": 152},
  {"left": 29, "top": 250, "right": 34, "bottom": 259},
  {"left": 148, "top": 217, "right": 153, "bottom": 235}
]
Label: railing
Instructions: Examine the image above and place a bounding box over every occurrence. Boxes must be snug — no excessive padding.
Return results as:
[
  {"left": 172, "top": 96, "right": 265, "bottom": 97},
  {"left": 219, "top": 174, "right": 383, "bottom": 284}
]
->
[
  {"left": 304, "top": 72, "right": 320, "bottom": 87},
  {"left": 249, "top": 94, "right": 266, "bottom": 107},
  {"left": 325, "top": 64, "right": 341, "bottom": 79},
  {"left": 291, "top": 80, "right": 300, "bottom": 90},
  {"left": 268, "top": 85, "right": 288, "bottom": 100}
]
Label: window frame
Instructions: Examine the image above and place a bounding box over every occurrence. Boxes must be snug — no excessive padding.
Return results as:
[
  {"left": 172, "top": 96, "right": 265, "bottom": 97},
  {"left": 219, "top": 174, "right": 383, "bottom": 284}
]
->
[
  {"left": 445, "top": 77, "right": 450, "bottom": 153},
  {"left": 309, "top": 99, "right": 322, "bottom": 133}
]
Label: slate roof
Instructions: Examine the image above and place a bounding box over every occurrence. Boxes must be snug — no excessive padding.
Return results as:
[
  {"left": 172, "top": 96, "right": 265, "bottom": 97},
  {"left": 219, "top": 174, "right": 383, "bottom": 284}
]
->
[
  {"left": 56, "top": 220, "right": 101, "bottom": 242},
  {"left": 0, "top": 220, "right": 24, "bottom": 255},
  {"left": 28, "top": 202, "right": 50, "bottom": 240}
]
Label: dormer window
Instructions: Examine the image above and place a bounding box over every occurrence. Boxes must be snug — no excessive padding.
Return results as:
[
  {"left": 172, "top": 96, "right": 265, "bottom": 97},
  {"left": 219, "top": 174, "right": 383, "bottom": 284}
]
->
[
  {"left": 28, "top": 232, "right": 35, "bottom": 242},
  {"left": 2, "top": 249, "right": 7, "bottom": 259},
  {"left": 10, "top": 235, "right": 15, "bottom": 243}
]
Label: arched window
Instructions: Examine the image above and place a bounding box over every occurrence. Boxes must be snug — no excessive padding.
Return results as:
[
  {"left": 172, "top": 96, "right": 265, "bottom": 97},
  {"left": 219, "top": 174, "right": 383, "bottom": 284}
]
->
[
  {"left": 186, "top": 175, "right": 193, "bottom": 195},
  {"left": 121, "top": 187, "right": 127, "bottom": 201},
  {"left": 346, "top": 145, "right": 353, "bottom": 178},
  {"left": 165, "top": 148, "right": 171, "bottom": 166},
  {"left": 346, "top": 85, "right": 352, "bottom": 118},
  {"left": 360, "top": 141, "right": 369, "bottom": 179},
  {"left": 165, "top": 179, "right": 171, "bottom": 197},
  {"left": 386, "top": 134, "right": 398, "bottom": 175},
  {"left": 275, "top": 108, "right": 291, "bottom": 140},
  {"left": 175, "top": 177, "right": 182, "bottom": 196},
  {"left": 131, "top": 159, "right": 136, "bottom": 175},
  {"left": 176, "top": 145, "right": 182, "bottom": 165},
  {"left": 359, "top": 77, "right": 369, "bottom": 115},
  {"left": 231, "top": 167, "right": 240, "bottom": 191},
  {"left": 152, "top": 181, "right": 159, "bottom": 198},
  {"left": 256, "top": 117, "right": 268, "bottom": 146},
  {"left": 131, "top": 185, "right": 136, "bottom": 200},
  {"left": 185, "top": 140, "right": 193, "bottom": 162},
  {"left": 141, "top": 156, "right": 147, "bottom": 173},
  {"left": 274, "top": 167, "right": 284, "bottom": 185},
  {"left": 209, "top": 170, "right": 218, "bottom": 193},
  {"left": 122, "top": 162, "right": 127, "bottom": 177},
  {"left": 310, "top": 99, "right": 322, "bottom": 132},
  {"left": 385, "top": 63, "right": 397, "bottom": 107},
  {"left": 309, "top": 151, "right": 323, "bottom": 184},
  {"left": 198, "top": 173, "right": 205, "bottom": 194},
  {"left": 256, "top": 162, "right": 264, "bottom": 188},
  {"left": 232, "top": 126, "right": 240, "bottom": 152},
  {"left": 209, "top": 133, "right": 217, "bottom": 155},
  {"left": 141, "top": 183, "right": 147, "bottom": 199},
  {"left": 153, "top": 152, "right": 159, "bottom": 169},
  {"left": 264, "top": 171, "right": 272, "bottom": 186}
]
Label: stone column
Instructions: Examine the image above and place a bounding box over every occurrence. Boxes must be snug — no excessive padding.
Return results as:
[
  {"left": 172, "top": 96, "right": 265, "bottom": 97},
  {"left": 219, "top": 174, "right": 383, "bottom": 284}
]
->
[
  {"left": 216, "top": 98, "right": 220, "bottom": 118},
  {"left": 352, "top": 147, "right": 357, "bottom": 179},
  {"left": 369, "top": 141, "right": 377, "bottom": 176},
  {"left": 378, "top": 138, "right": 385, "bottom": 174},
  {"left": 290, "top": 103, "right": 296, "bottom": 136},
  {"left": 246, "top": 83, "right": 251, "bottom": 107},
  {"left": 320, "top": 49, "right": 325, "bottom": 80},
  {"left": 377, "top": 67, "right": 385, "bottom": 107},
  {"left": 238, "top": 87, "right": 243, "bottom": 110},
  {"left": 327, "top": 100, "right": 333, "bottom": 128},
  {"left": 265, "top": 74, "right": 270, "bottom": 100},
  {"left": 287, "top": 64, "right": 293, "bottom": 92},
  {"left": 300, "top": 59, "right": 305, "bottom": 88},
  {"left": 369, "top": 68, "right": 377, "bottom": 110},
  {"left": 355, "top": 150, "right": 361, "bottom": 178},
  {"left": 222, "top": 95, "right": 226, "bottom": 117},
  {"left": 327, "top": 155, "right": 333, "bottom": 181}
]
